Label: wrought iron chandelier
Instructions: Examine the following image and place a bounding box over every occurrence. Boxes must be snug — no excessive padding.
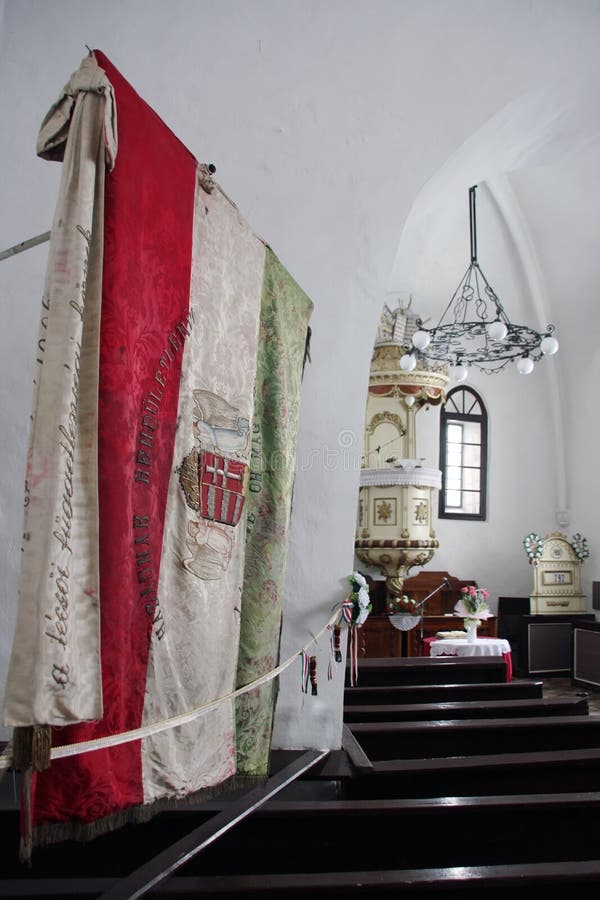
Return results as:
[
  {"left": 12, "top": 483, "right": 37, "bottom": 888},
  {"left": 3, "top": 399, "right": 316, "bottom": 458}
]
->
[{"left": 402, "top": 184, "right": 559, "bottom": 380}]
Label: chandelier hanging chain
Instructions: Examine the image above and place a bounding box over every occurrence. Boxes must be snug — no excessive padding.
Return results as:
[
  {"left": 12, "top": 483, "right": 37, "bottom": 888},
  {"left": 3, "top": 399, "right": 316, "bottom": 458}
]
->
[
  {"left": 403, "top": 183, "right": 559, "bottom": 378},
  {"left": 469, "top": 183, "right": 477, "bottom": 263}
]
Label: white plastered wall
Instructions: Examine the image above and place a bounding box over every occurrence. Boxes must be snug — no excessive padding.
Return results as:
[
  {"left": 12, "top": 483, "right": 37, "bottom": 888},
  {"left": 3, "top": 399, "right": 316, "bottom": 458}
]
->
[{"left": 0, "top": 1, "right": 599, "bottom": 748}]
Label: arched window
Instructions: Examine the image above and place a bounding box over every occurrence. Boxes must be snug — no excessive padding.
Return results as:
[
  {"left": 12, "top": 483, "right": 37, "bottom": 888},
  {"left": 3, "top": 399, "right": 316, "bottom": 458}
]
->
[{"left": 438, "top": 386, "right": 487, "bottom": 520}]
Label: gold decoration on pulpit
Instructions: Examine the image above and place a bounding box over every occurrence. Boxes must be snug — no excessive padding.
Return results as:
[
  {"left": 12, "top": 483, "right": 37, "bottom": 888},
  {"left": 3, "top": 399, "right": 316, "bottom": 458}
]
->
[
  {"left": 355, "top": 300, "right": 449, "bottom": 600},
  {"left": 375, "top": 499, "right": 394, "bottom": 523},
  {"left": 414, "top": 500, "right": 428, "bottom": 524}
]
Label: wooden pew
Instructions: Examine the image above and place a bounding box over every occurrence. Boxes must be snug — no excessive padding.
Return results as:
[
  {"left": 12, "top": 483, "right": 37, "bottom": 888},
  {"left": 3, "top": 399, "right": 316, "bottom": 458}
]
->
[
  {"left": 348, "top": 656, "right": 508, "bottom": 686},
  {"left": 3, "top": 863, "right": 600, "bottom": 897},
  {"left": 136, "top": 861, "right": 600, "bottom": 896},
  {"left": 6, "top": 793, "right": 600, "bottom": 897},
  {"left": 344, "top": 679, "right": 544, "bottom": 705},
  {"left": 346, "top": 715, "right": 600, "bottom": 760},
  {"left": 300, "top": 745, "right": 600, "bottom": 800},
  {"left": 161, "top": 793, "right": 600, "bottom": 875},
  {"left": 343, "top": 695, "right": 589, "bottom": 722}
]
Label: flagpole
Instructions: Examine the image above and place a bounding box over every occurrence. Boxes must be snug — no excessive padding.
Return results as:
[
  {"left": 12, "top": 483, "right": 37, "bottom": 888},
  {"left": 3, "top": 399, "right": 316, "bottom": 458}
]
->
[{"left": 0, "top": 230, "right": 50, "bottom": 263}]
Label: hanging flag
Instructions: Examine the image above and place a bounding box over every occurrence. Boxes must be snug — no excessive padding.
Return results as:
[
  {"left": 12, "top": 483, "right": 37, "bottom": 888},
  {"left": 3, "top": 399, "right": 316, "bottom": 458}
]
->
[{"left": 3, "top": 49, "right": 312, "bottom": 855}]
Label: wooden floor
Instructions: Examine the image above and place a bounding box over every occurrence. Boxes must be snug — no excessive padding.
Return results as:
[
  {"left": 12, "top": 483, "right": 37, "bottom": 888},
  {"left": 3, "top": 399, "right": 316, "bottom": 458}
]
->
[{"left": 529, "top": 676, "right": 600, "bottom": 712}]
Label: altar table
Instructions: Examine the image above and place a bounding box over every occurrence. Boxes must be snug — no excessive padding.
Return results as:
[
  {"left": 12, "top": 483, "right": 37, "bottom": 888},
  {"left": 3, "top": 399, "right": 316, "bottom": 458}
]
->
[{"left": 423, "top": 636, "right": 513, "bottom": 682}]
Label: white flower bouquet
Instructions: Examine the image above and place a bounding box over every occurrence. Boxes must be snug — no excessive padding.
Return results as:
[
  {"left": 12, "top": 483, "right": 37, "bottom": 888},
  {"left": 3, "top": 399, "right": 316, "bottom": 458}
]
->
[{"left": 453, "top": 585, "right": 492, "bottom": 628}]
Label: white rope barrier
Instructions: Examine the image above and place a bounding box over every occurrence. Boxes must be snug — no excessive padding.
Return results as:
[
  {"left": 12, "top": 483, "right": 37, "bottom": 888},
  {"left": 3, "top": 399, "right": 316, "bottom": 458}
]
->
[{"left": 0, "top": 606, "right": 344, "bottom": 771}]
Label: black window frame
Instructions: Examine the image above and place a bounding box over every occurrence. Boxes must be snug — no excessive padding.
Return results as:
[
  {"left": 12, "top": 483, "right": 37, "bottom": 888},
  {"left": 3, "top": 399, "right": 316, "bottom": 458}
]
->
[{"left": 438, "top": 386, "right": 488, "bottom": 521}]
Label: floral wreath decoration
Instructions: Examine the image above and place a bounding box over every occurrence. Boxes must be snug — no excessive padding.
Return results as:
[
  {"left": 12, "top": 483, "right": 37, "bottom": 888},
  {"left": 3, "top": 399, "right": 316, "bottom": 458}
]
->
[
  {"left": 523, "top": 531, "right": 590, "bottom": 562},
  {"left": 340, "top": 572, "right": 372, "bottom": 688},
  {"left": 571, "top": 532, "right": 590, "bottom": 561},
  {"left": 342, "top": 571, "right": 372, "bottom": 626},
  {"left": 523, "top": 532, "right": 543, "bottom": 563}
]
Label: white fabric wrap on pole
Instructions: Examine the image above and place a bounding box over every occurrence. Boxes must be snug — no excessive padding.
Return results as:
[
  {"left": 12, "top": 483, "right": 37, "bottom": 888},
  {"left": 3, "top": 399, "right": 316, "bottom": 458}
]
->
[{"left": 3, "top": 55, "right": 117, "bottom": 727}]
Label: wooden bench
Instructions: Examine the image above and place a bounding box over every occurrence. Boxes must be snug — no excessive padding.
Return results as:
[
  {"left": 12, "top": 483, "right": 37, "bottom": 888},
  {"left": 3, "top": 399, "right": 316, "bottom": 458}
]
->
[
  {"left": 169, "top": 792, "right": 600, "bottom": 873},
  {"left": 348, "top": 656, "right": 508, "bottom": 686},
  {"left": 346, "top": 715, "right": 600, "bottom": 760},
  {"left": 343, "top": 696, "right": 589, "bottom": 722},
  {"left": 6, "top": 793, "right": 600, "bottom": 897},
  {"left": 4, "top": 860, "right": 600, "bottom": 897},
  {"left": 135, "top": 860, "right": 600, "bottom": 896},
  {"left": 299, "top": 746, "right": 600, "bottom": 800},
  {"left": 344, "top": 679, "right": 544, "bottom": 705}
]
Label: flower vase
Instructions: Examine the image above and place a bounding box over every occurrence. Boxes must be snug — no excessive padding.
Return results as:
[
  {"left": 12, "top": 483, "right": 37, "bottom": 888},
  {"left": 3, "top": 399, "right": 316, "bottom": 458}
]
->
[{"left": 464, "top": 619, "right": 479, "bottom": 642}]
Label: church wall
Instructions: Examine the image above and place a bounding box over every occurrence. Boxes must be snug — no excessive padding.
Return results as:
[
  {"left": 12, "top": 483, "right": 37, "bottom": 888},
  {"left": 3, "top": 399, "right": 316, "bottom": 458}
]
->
[{"left": 0, "top": 0, "right": 599, "bottom": 749}]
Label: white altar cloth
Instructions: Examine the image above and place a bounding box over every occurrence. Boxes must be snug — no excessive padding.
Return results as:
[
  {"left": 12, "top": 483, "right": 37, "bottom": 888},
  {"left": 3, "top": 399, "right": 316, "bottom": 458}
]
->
[{"left": 430, "top": 637, "right": 511, "bottom": 657}]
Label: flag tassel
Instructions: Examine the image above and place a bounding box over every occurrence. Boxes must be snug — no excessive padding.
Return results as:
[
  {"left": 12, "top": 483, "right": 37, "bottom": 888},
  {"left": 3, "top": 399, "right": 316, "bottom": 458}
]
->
[{"left": 11, "top": 725, "right": 51, "bottom": 772}]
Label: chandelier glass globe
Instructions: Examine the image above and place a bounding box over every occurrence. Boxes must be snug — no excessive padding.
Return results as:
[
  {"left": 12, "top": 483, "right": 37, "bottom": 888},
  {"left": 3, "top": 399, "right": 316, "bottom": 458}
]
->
[
  {"left": 487, "top": 320, "right": 508, "bottom": 341},
  {"left": 517, "top": 356, "right": 535, "bottom": 375},
  {"left": 449, "top": 363, "right": 468, "bottom": 382},
  {"left": 411, "top": 329, "right": 431, "bottom": 351},
  {"left": 400, "top": 353, "right": 417, "bottom": 372},
  {"left": 540, "top": 335, "right": 559, "bottom": 356}
]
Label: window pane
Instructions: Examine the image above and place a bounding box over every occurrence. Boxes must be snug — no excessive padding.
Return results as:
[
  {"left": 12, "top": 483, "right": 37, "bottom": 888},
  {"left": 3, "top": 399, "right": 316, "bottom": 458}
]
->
[
  {"left": 446, "top": 449, "right": 463, "bottom": 466},
  {"left": 462, "top": 468, "right": 481, "bottom": 491},
  {"left": 445, "top": 466, "right": 463, "bottom": 487},
  {"left": 445, "top": 489, "right": 462, "bottom": 508},
  {"left": 462, "top": 420, "right": 481, "bottom": 442},
  {"left": 463, "top": 443, "right": 481, "bottom": 467},
  {"left": 461, "top": 490, "right": 481, "bottom": 515}
]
